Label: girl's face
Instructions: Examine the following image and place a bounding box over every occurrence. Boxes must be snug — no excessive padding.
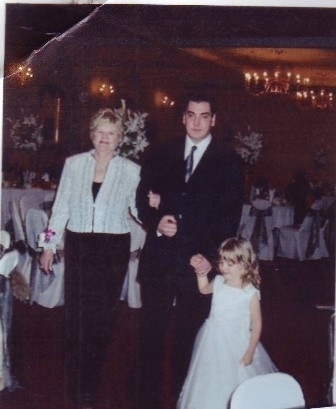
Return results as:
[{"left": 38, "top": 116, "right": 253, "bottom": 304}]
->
[
  {"left": 219, "top": 259, "right": 244, "bottom": 285},
  {"left": 92, "top": 121, "right": 122, "bottom": 156}
]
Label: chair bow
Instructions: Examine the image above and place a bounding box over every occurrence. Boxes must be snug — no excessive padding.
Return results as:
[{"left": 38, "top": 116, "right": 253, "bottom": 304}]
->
[
  {"left": 249, "top": 206, "right": 272, "bottom": 253},
  {"left": 305, "top": 209, "right": 322, "bottom": 258}
]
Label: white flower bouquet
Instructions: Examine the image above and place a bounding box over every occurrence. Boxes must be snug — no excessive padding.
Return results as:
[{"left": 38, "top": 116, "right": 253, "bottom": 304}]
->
[
  {"left": 234, "top": 126, "right": 263, "bottom": 164},
  {"left": 7, "top": 108, "right": 43, "bottom": 151},
  {"left": 115, "top": 99, "right": 149, "bottom": 161}
]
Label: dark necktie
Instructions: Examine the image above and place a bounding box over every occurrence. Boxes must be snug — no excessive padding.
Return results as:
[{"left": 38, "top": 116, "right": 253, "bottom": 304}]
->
[{"left": 185, "top": 145, "right": 197, "bottom": 182}]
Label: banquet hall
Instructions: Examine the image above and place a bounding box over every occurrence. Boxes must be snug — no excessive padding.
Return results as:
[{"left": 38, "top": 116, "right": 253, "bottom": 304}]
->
[{"left": 1, "top": 3, "right": 336, "bottom": 409}]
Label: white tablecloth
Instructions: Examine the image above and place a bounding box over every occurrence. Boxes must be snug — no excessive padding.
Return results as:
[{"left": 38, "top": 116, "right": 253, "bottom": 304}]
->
[
  {"left": 1, "top": 188, "right": 56, "bottom": 229},
  {"left": 239, "top": 203, "right": 294, "bottom": 231}
]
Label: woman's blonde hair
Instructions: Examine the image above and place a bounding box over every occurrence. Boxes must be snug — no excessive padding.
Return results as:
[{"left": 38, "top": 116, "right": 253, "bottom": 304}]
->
[
  {"left": 218, "top": 237, "right": 260, "bottom": 288},
  {"left": 89, "top": 108, "right": 123, "bottom": 140}
]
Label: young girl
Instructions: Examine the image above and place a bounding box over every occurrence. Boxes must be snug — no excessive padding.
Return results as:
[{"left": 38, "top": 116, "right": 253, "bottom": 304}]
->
[{"left": 177, "top": 237, "right": 277, "bottom": 409}]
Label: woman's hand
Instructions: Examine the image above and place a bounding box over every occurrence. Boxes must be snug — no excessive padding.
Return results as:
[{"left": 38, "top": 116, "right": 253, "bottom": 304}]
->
[
  {"left": 39, "top": 249, "right": 54, "bottom": 274},
  {"left": 148, "top": 190, "right": 161, "bottom": 209}
]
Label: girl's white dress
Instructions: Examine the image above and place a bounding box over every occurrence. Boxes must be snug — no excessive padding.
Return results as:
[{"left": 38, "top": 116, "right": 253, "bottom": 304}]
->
[{"left": 177, "top": 275, "right": 277, "bottom": 409}]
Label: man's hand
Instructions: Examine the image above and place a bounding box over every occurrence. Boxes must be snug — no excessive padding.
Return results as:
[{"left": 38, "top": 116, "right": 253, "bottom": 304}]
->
[
  {"left": 190, "top": 253, "right": 212, "bottom": 276},
  {"left": 148, "top": 190, "right": 161, "bottom": 209},
  {"left": 157, "top": 215, "right": 177, "bottom": 237}
]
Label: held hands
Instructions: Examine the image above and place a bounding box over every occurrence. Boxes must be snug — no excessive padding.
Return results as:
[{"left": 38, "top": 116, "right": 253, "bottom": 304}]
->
[
  {"left": 148, "top": 190, "right": 161, "bottom": 209},
  {"left": 190, "top": 253, "right": 212, "bottom": 277},
  {"left": 158, "top": 215, "right": 177, "bottom": 237},
  {"left": 39, "top": 249, "right": 54, "bottom": 275}
]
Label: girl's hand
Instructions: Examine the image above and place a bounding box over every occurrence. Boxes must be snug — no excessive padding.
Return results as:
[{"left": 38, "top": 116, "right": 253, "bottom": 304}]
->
[
  {"left": 190, "top": 253, "right": 212, "bottom": 276},
  {"left": 240, "top": 351, "right": 254, "bottom": 366},
  {"left": 39, "top": 249, "right": 54, "bottom": 275},
  {"left": 148, "top": 190, "right": 161, "bottom": 209}
]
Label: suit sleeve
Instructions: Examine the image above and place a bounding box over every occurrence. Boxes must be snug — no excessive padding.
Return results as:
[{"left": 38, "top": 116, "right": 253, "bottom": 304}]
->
[{"left": 136, "top": 144, "right": 164, "bottom": 232}]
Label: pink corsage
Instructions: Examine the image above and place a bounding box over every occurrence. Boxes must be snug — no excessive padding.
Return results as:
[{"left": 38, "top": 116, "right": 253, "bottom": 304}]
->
[
  {"left": 44, "top": 228, "right": 56, "bottom": 243},
  {"left": 38, "top": 228, "right": 56, "bottom": 247}
]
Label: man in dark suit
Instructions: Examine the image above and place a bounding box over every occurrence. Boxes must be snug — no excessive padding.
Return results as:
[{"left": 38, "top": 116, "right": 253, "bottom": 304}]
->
[{"left": 135, "top": 91, "right": 244, "bottom": 408}]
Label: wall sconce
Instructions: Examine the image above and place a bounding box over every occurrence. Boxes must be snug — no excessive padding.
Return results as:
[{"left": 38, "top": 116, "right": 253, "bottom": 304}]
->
[
  {"left": 99, "top": 83, "right": 115, "bottom": 98},
  {"left": 161, "top": 95, "right": 175, "bottom": 107},
  {"left": 154, "top": 91, "right": 175, "bottom": 109}
]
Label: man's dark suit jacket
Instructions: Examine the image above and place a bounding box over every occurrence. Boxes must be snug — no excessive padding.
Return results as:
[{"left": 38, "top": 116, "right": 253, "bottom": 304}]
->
[{"left": 136, "top": 136, "right": 244, "bottom": 293}]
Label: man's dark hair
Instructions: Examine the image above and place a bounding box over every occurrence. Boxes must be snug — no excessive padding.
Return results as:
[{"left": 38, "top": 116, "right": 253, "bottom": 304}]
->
[{"left": 182, "top": 90, "right": 217, "bottom": 115}]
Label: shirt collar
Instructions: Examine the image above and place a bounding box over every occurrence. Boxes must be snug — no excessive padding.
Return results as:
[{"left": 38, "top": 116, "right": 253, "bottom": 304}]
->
[{"left": 184, "top": 134, "right": 212, "bottom": 159}]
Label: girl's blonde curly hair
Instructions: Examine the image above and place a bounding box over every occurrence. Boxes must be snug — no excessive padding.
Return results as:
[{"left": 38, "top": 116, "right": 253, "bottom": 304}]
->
[{"left": 217, "top": 237, "right": 260, "bottom": 288}]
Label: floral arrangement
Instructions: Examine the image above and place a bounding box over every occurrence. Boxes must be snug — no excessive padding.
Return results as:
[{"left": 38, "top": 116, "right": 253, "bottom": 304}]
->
[
  {"left": 234, "top": 126, "right": 263, "bottom": 164},
  {"left": 314, "top": 147, "right": 327, "bottom": 169},
  {"left": 115, "top": 99, "right": 149, "bottom": 160},
  {"left": 6, "top": 108, "right": 43, "bottom": 151}
]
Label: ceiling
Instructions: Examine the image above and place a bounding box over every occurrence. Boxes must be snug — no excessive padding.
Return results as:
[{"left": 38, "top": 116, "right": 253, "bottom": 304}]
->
[{"left": 5, "top": 4, "right": 336, "bottom": 87}]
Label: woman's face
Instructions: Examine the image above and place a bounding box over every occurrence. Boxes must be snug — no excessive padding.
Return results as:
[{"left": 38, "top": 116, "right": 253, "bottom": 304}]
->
[{"left": 91, "top": 121, "right": 122, "bottom": 155}]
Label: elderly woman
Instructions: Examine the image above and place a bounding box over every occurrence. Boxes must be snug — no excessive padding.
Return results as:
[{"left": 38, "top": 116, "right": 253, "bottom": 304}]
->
[{"left": 39, "top": 108, "right": 140, "bottom": 409}]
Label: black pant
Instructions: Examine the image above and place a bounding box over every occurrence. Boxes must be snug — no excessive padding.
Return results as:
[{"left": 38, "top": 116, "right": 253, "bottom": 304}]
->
[
  {"left": 135, "top": 279, "right": 211, "bottom": 409},
  {"left": 64, "top": 230, "right": 130, "bottom": 404}
]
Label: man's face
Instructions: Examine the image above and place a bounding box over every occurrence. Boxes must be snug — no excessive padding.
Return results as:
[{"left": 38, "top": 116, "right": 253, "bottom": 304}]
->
[{"left": 182, "top": 101, "right": 216, "bottom": 144}]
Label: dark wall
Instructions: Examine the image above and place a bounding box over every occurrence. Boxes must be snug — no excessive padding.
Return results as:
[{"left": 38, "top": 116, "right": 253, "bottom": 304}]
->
[{"left": 3, "top": 43, "right": 335, "bottom": 194}]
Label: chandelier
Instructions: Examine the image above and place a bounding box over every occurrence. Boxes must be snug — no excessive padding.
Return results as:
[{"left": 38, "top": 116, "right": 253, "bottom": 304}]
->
[
  {"left": 244, "top": 70, "right": 333, "bottom": 110},
  {"left": 11, "top": 64, "right": 34, "bottom": 86}
]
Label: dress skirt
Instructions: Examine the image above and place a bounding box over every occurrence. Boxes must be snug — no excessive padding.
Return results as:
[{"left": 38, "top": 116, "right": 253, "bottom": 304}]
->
[{"left": 64, "top": 229, "right": 130, "bottom": 403}]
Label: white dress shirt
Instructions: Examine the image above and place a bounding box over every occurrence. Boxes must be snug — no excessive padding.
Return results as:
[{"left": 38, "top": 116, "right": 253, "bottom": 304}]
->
[{"left": 184, "top": 134, "right": 212, "bottom": 173}]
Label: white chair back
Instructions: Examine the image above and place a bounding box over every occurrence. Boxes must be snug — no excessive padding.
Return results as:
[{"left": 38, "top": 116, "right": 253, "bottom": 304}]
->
[
  {"left": 230, "top": 372, "right": 306, "bottom": 409},
  {"left": 0, "top": 250, "right": 19, "bottom": 278},
  {"left": 7, "top": 200, "right": 32, "bottom": 283},
  {"left": 240, "top": 200, "right": 274, "bottom": 260},
  {"left": 25, "top": 209, "right": 48, "bottom": 251},
  {"left": 298, "top": 213, "right": 315, "bottom": 232},
  {"left": 19, "top": 194, "right": 42, "bottom": 223},
  {"left": 8, "top": 200, "right": 25, "bottom": 242},
  {"left": 25, "top": 208, "right": 64, "bottom": 308},
  {"left": 252, "top": 198, "right": 272, "bottom": 211},
  {"left": 0, "top": 249, "right": 19, "bottom": 392},
  {"left": 0, "top": 231, "right": 10, "bottom": 250}
]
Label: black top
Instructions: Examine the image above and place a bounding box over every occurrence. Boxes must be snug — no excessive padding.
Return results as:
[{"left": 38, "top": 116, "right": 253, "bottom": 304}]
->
[{"left": 92, "top": 182, "right": 102, "bottom": 201}]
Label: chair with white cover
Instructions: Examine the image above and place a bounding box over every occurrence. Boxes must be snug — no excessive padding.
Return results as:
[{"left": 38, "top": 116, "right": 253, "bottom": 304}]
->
[
  {"left": 230, "top": 372, "right": 306, "bottom": 409},
  {"left": 8, "top": 200, "right": 32, "bottom": 283},
  {"left": 25, "top": 209, "right": 64, "bottom": 308},
  {"left": 120, "top": 216, "right": 146, "bottom": 308},
  {"left": 41, "top": 190, "right": 55, "bottom": 217},
  {"left": 19, "top": 193, "right": 43, "bottom": 223},
  {"left": 238, "top": 199, "right": 274, "bottom": 261},
  {"left": 277, "top": 208, "right": 329, "bottom": 261},
  {"left": 0, "top": 234, "right": 19, "bottom": 392}
]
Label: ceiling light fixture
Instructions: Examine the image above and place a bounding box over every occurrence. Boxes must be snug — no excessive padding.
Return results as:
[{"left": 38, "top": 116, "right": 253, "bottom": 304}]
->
[
  {"left": 244, "top": 50, "right": 333, "bottom": 110},
  {"left": 17, "top": 64, "right": 33, "bottom": 85},
  {"left": 244, "top": 70, "right": 333, "bottom": 110},
  {"left": 99, "top": 83, "right": 115, "bottom": 97}
]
